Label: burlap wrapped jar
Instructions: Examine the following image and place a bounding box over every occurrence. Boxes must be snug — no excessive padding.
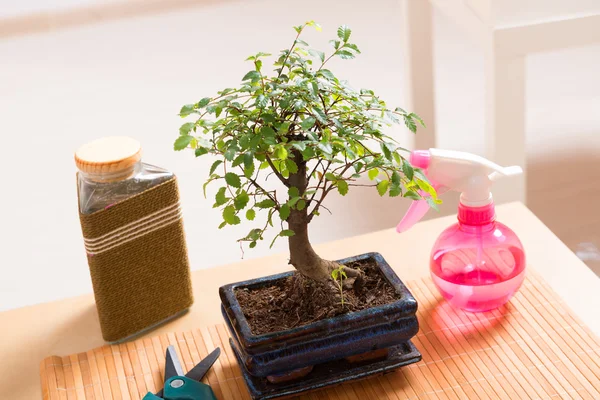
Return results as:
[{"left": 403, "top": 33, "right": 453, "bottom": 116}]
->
[{"left": 75, "top": 137, "right": 193, "bottom": 343}]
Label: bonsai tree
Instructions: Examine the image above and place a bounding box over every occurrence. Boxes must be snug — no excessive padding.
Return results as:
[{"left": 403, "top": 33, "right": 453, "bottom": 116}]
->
[{"left": 175, "top": 21, "right": 438, "bottom": 287}]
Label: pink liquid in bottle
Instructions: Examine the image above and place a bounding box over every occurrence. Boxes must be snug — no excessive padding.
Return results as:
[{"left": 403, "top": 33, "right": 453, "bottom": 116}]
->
[{"left": 430, "top": 203, "right": 526, "bottom": 312}]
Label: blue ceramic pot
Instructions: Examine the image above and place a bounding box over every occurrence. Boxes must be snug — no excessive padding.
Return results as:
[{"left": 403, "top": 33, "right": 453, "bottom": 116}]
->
[{"left": 219, "top": 252, "right": 419, "bottom": 380}]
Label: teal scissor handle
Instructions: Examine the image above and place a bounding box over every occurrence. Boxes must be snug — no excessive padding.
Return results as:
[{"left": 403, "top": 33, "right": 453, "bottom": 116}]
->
[{"left": 143, "top": 376, "right": 217, "bottom": 400}]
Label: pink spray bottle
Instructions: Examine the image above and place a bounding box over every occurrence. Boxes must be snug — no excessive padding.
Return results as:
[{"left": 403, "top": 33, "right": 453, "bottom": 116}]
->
[{"left": 398, "top": 149, "right": 525, "bottom": 312}]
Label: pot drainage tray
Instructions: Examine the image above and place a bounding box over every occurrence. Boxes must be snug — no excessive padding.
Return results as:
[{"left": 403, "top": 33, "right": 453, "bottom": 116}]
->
[{"left": 231, "top": 339, "right": 422, "bottom": 399}]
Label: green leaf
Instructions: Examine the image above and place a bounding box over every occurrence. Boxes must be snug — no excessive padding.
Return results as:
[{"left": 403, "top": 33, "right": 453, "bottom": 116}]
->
[
  {"left": 293, "top": 99, "right": 306, "bottom": 110},
  {"left": 391, "top": 171, "right": 401, "bottom": 186},
  {"left": 368, "top": 168, "right": 379, "bottom": 180},
  {"left": 262, "top": 113, "right": 276, "bottom": 123},
  {"left": 249, "top": 241, "right": 257, "bottom": 248},
  {"left": 209, "top": 160, "right": 223, "bottom": 175},
  {"left": 256, "top": 199, "right": 276, "bottom": 208},
  {"left": 325, "top": 172, "right": 337, "bottom": 181},
  {"left": 409, "top": 112, "right": 426, "bottom": 127},
  {"left": 231, "top": 154, "right": 245, "bottom": 168},
  {"left": 224, "top": 147, "right": 237, "bottom": 161},
  {"left": 244, "top": 163, "right": 255, "bottom": 179},
  {"left": 309, "top": 49, "right": 325, "bottom": 63},
  {"left": 198, "top": 97, "right": 211, "bottom": 108},
  {"left": 179, "top": 122, "right": 195, "bottom": 136},
  {"left": 337, "top": 180, "right": 349, "bottom": 196},
  {"left": 225, "top": 172, "right": 241, "bottom": 188},
  {"left": 337, "top": 25, "right": 352, "bottom": 42},
  {"left": 260, "top": 126, "right": 276, "bottom": 141},
  {"left": 279, "top": 204, "right": 290, "bottom": 220},
  {"left": 296, "top": 199, "right": 306, "bottom": 210},
  {"left": 256, "top": 94, "right": 268, "bottom": 108},
  {"left": 344, "top": 43, "right": 361, "bottom": 54},
  {"left": 174, "top": 135, "right": 193, "bottom": 151},
  {"left": 313, "top": 107, "right": 328, "bottom": 123},
  {"left": 195, "top": 147, "right": 208, "bottom": 157},
  {"left": 285, "top": 159, "right": 298, "bottom": 174},
  {"left": 302, "top": 146, "right": 315, "bottom": 160},
  {"left": 300, "top": 116, "right": 316, "bottom": 131},
  {"left": 274, "top": 145, "right": 288, "bottom": 160},
  {"left": 244, "top": 228, "right": 262, "bottom": 241},
  {"left": 215, "top": 187, "right": 228, "bottom": 206},
  {"left": 417, "top": 179, "right": 438, "bottom": 200},
  {"left": 246, "top": 209, "right": 256, "bottom": 221},
  {"left": 405, "top": 116, "right": 417, "bottom": 133},
  {"left": 288, "top": 187, "right": 300, "bottom": 197},
  {"left": 336, "top": 50, "right": 355, "bottom": 59},
  {"left": 319, "top": 69, "right": 336, "bottom": 80},
  {"left": 309, "top": 82, "right": 319, "bottom": 97},
  {"left": 280, "top": 229, "right": 295, "bottom": 237},
  {"left": 380, "top": 142, "right": 392, "bottom": 160},
  {"left": 317, "top": 142, "right": 332, "bottom": 155},
  {"left": 377, "top": 180, "right": 389, "bottom": 196},
  {"left": 223, "top": 205, "right": 240, "bottom": 225},
  {"left": 179, "top": 104, "right": 194, "bottom": 117},
  {"left": 385, "top": 110, "right": 400, "bottom": 124},
  {"left": 389, "top": 184, "right": 402, "bottom": 197},
  {"left": 234, "top": 191, "right": 250, "bottom": 210},
  {"left": 402, "top": 162, "right": 414, "bottom": 181},
  {"left": 404, "top": 190, "right": 421, "bottom": 200},
  {"left": 276, "top": 121, "right": 291, "bottom": 135},
  {"left": 242, "top": 70, "right": 261, "bottom": 82},
  {"left": 243, "top": 153, "right": 254, "bottom": 168},
  {"left": 426, "top": 196, "right": 440, "bottom": 211}
]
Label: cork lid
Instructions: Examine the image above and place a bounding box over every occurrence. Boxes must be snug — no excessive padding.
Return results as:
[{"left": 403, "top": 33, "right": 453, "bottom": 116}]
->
[{"left": 75, "top": 136, "right": 142, "bottom": 178}]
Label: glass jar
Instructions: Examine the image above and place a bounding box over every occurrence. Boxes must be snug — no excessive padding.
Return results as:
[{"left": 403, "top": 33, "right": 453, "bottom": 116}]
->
[
  {"left": 74, "top": 136, "right": 193, "bottom": 343},
  {"left": 75, "top": 137, "right": 173, "bottom": 214}
]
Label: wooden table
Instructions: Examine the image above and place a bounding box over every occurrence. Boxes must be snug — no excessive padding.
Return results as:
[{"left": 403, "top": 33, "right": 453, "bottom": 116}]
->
[{"left": 1, "top": 202, "right": 599, "bottom": 399}]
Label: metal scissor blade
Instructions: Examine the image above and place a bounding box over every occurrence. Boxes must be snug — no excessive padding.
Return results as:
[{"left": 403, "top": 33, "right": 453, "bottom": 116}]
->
[
  {"left": 185, "top": 347, "right": 221, "bottom": 382},
  {"left": 165, "top": 345, "right": 185, "bottom": 381},
  {"left": 155, "top": 345, "right": 185, "bottom": 397}
]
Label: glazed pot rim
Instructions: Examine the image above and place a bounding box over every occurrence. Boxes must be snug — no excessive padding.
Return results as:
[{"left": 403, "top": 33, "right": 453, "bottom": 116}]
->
[{"left": 219, "top": 252, "right": 418, "bottom": 348}]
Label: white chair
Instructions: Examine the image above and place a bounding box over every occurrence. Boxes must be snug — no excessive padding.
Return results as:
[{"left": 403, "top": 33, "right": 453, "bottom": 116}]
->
[{"left": 401, "top": 0, "right": 600, "bottom": 204}]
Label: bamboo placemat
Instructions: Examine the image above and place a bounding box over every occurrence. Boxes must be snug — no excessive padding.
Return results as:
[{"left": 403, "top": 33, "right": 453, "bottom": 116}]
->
[{"left": 41, "top": 272, "right": 600, "bottom": 399}]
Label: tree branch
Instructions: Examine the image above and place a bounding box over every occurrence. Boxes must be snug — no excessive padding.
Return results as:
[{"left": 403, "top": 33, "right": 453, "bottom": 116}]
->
[
  {"left": 266, "top": 156, "right": 290, "bottom": 187},
  {"left": 307, "top": 183, "right": 336, "bottom": 222},
  {"left": 240, "top": 166, "right": 281, "bottom": 210},
  {"left": 308, "top": 159, "right": 323, "bottom": 180},
  {"left": 307, "top": 160, "right": 331, "bottom": 206},
  {"left": 278, "top": 27, "right": 303, "bottom": 78}
]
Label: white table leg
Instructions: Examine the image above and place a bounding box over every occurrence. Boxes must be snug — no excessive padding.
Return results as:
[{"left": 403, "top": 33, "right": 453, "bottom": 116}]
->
[
  {"left": 485, "top": 43, "right": 526, "bottom": 204},
  {"left": 401, "top": 0, "right": 436, "bottom": 149}
]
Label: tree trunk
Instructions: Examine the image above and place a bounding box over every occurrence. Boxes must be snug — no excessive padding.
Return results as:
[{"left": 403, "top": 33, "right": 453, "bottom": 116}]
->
[{"left": 287, "top": 149, "right": 339, "bottom": 282}]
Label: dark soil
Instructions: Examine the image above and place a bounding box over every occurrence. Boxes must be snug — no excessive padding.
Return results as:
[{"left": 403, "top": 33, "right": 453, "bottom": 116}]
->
[{"left": 235, "top": 257, "right": 402, "bottom": 335}]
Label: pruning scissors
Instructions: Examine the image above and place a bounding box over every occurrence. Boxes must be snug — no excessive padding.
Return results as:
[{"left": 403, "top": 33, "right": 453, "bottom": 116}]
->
[{"left": 143, "top": 346, "right": 221, "bottom": 400}]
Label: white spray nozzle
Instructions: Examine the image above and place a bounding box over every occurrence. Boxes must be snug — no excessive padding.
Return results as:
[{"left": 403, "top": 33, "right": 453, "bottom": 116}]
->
[{"left": 396, "top": 148, "right": 522, "bottom": 233}]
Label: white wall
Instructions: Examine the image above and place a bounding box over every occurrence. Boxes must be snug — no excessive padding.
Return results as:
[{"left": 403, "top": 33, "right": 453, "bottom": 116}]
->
[
  {"left": 0, "top": 0, "right": 442, "bottom": 311},
  {"left": 0, "top": 0, "right": 114, "bottom": 18},
  {"left": 4, "top": 0, "right": 597, "bottom": 311}
]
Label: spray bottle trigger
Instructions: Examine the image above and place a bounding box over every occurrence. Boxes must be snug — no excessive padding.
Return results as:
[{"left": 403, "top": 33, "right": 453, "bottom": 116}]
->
[
  {"left": 396, "top": 199, "right": 430, "bottom": 233},
  {"left": 396, "top": 183, "right": 447, "bottom": 233}
]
